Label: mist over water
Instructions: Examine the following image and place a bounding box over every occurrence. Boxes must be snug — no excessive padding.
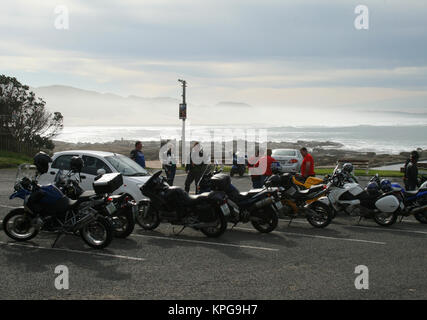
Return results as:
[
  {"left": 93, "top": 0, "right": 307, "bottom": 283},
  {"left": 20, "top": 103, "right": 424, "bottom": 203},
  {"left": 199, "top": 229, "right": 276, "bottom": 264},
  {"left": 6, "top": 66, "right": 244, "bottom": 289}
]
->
[{"left": 56, "top": 124, "right": 427, "bottom": 155}]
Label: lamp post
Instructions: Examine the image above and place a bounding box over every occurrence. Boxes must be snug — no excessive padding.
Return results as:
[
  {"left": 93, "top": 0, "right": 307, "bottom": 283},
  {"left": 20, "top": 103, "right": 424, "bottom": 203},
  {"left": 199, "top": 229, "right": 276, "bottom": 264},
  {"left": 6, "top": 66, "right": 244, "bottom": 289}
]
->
[{"left": 178, "top": 79, "right": 187, "bottom": 166}]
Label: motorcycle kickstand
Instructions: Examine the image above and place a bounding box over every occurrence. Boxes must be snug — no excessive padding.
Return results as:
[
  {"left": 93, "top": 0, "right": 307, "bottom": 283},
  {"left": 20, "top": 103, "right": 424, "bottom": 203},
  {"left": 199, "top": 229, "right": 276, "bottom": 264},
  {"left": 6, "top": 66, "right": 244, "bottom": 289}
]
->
[
  {"left": 357, "top": 216, "right": 363, "bottom": 225},
  {"left": 51, "top": 232, "right": 63, "bottom": 248},
  {"left": 230, "top": 222, "right": 238, "bottom": 230},
  {"left": 399, "top": 216, "right": 404, "bottom": 223},
  {"left": 172, "top": 226, "right": 186, "bottom": 236},
  {"left": 288, "top": 217, "right": 294, "bottom": 227}
]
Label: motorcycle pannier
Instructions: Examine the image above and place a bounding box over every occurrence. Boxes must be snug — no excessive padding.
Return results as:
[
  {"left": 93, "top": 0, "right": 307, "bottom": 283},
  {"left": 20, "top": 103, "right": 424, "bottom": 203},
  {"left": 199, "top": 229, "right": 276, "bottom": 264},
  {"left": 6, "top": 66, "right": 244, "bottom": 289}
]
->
[
  {"left": 93, "top": 173, "right": 123, "bottom": 194},
  {"left": 210, "top": 173, "right": 231, "bottom": 191}
]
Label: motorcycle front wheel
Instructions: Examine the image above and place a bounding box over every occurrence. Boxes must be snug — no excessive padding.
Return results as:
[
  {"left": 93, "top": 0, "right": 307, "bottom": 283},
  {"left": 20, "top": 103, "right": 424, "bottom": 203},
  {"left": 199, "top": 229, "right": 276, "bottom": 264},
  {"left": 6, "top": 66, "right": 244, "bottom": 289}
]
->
[
  {"left": 112, "top": 208, "right": 135, "bottom": 238},
  {"left": 80, "top": 216, "right": 113, "bottom": 249},
  {"left": 3, "top": 208, "right": 39, "bottom": 242},
  {"left": 373, "top": 211, "right": 397, "bottom": 227},
  {"left": 414, "top": 212, "right": 427, "bottom": 224},
  {"left": 306, "top": 202, "right": 333, "bottom": 228},
  {"left": 251, "top": 207, "right": 278, "bottom": 233},
  {"left": 136, "top": 204, "right": 160, "bottom": 230},
  {"left": 200, "top": 209, "right": 227, "bottom": 238}
]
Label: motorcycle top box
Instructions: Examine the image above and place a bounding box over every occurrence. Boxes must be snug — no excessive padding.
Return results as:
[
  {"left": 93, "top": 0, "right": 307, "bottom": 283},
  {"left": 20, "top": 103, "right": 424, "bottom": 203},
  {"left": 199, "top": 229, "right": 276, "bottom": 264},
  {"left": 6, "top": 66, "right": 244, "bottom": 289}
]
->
[{"left": 93, "top": 173, "right": 123, "bottom": 194}]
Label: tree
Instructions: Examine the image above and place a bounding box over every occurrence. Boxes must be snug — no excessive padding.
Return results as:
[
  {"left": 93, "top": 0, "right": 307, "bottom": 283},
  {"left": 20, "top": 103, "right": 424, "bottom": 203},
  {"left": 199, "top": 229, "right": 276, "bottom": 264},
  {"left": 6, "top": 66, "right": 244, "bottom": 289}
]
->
[{"left": 0, "top": 75, "right": 63, "bottom": 150}]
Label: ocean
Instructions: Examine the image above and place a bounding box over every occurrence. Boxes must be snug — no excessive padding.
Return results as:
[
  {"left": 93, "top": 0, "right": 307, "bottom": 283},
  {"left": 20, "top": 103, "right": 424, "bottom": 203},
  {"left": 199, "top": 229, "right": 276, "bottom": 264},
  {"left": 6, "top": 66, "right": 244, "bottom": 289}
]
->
[{"left": 55, "top": 125, "right": 427, "bottom": 155}]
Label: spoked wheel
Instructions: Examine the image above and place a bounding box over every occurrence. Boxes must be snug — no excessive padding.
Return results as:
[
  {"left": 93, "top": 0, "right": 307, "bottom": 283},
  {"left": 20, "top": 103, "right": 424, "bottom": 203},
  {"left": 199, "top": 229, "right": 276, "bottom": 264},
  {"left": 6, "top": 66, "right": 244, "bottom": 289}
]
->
[
  {"left": 80, "top": 217, "right": 113, "bottom": 249},
  {"left": 373, "top": 211, "right": 397, "bottom": 227},
  {"left": 3, "top": 208, "right": 38, "bottom": 241},
  {"left": 112, "top": 208, "right": 135, "bottom": 238},
  {"left": 306, "top": 202, "right": 333, "bottom": 228},
  {"left": 200, "top": 209, "right": 227, "bottom": 238},
  {"left": 136, "top": 204, "right": 160, "bottom": 230},
  {"left": 251, "top": 207, "right": 278, "bottom": 233}
]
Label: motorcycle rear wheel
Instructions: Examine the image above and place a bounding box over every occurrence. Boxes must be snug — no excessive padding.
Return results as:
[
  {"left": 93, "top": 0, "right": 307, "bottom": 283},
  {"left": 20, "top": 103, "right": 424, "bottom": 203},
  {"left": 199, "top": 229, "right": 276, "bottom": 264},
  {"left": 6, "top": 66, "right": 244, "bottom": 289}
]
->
[
  {"left": 80, "top": 216, "right": 113, "bottom": 249},
  {"left": 251, "top": 207, "right": 278, "bottom": 233},
  {"left": 373, "top": 211, "right": 397, "bottom": 227},
  {"left": 3, "top": 208, "right": 38, "bottom": 242},
  {"left": 200, "top": 209, "right": 227, "bottom": 237}
]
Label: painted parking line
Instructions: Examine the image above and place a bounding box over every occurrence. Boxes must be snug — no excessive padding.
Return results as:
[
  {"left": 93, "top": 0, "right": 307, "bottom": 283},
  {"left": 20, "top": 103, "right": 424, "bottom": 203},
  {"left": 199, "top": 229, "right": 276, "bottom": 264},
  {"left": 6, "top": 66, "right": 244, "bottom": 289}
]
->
[
  {"left": 348, "top": 225, "right": 427, "bottom": 235},
  {"left": 131, "top": 233, "right": 279, "bottom": 252},
  {"left": 0, "top": 241, "right": 145, "bottom": 261},
  {"left": 233, "top": 227, "right": 387, "bottom": 245}
]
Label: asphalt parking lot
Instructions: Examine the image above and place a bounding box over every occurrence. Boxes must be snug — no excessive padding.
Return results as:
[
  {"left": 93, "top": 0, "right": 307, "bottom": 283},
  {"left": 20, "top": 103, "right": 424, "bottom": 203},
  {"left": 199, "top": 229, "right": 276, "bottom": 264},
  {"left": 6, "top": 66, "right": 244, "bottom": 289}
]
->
[{"left": 0, "top": 168, "right": 426, "bottom": 300}]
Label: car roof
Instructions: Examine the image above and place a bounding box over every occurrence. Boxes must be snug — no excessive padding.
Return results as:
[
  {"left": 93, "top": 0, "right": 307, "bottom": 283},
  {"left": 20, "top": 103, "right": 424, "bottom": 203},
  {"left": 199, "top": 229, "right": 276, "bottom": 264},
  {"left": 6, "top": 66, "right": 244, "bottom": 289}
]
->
[
  {"left": 53, "top": 150, "right": 121, "bottom": 158},
  {"left": 272, "top": 148, "right": 298, "bottom": 152}
]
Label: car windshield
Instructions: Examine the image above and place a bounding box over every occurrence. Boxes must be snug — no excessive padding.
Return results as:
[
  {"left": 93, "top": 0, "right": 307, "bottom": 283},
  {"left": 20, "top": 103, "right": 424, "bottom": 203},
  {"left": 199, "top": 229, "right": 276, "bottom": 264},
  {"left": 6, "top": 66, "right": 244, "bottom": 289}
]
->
[
  {"left": 272, "top": 150, "right": 297, "bottom": 157},
  {"left": 105, "top": 155, "right": 149, "bottom": 176}
]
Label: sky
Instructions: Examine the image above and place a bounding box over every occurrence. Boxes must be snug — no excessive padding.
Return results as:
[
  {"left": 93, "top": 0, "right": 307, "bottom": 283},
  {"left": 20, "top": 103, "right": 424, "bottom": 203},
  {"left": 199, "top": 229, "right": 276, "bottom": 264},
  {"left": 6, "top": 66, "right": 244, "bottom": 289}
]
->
[{"left": 1, "top": 0, "right": 427, "bottom": 114}]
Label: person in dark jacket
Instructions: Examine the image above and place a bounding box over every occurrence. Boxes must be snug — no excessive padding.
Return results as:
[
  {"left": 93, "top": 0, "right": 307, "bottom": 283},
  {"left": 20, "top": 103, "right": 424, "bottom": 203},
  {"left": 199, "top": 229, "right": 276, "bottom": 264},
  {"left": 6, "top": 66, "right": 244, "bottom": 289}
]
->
[
  {"left": 130, "top": 141, "right": 146, "bottom": 168},
  {"left": 404, "top": 150, "right": 419, "bottom": 191},
  {"left": 184, "top": 142, "right": 205, "bottom": 193},
  {"left": 163, "top": 147, "right": 177, "bottom": 186}
]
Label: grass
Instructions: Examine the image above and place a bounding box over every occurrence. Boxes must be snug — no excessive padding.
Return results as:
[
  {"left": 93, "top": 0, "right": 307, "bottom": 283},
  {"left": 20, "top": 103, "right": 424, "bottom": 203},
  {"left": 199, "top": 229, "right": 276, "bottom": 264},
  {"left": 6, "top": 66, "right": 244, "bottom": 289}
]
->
[{"left": 0, "top": 151, "right": 32, "bottom": 169}]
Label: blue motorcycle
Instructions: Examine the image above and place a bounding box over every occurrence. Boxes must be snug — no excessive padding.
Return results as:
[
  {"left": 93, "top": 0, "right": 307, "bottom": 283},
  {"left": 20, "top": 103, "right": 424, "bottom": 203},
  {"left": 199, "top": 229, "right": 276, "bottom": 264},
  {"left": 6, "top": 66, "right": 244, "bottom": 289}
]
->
[
  {"left": 370, "top": 174, "right": 427, "bottom": 224},
  {"left": 2, "top": 164, "right": 114, "bottom": 249}
]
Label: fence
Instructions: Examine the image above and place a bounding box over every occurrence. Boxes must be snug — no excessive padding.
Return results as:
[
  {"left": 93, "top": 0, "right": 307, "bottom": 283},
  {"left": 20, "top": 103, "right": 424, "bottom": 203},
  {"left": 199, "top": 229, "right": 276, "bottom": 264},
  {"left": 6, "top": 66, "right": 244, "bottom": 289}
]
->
[{"left": 0, "top": 134, "right": 37, "bottom": 156}]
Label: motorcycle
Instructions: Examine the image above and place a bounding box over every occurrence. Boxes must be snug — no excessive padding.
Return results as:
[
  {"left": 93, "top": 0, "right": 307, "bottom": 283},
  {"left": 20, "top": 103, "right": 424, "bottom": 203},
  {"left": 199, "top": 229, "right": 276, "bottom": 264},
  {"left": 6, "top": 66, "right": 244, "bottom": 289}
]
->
[
  {"left": 264, "top": 172, "right": 333, "bottom": 228},
  {"left": 370, "top": 174, "right": 427, "bottom": 224},
  {"left": 230, "top": 152, "right": 246, "bottom": 177},
  {"left": 325, "top": 165, "right": 402, "bottom": 226},
  {"left": 54, "top": 169, "right": 137, "bottom": 238},
  {"left": 197, "top": 163, "right": 281, "bottom": 233},
  {"left": 2, "top": 164, "right": 114, "bottom": 249},
  {"left": 136, "top": 170, "right": 229, "bottom": 237}
]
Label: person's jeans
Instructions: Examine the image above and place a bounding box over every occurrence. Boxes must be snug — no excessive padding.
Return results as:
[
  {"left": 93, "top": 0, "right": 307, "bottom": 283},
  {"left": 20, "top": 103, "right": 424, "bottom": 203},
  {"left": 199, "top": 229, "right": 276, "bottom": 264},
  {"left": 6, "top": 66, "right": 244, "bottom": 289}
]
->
[
  {"left": 251, "top": 176, "right": 263, "bottom": 189},
  {"left": 164, "top": 165, "right": 176, "bottom": 186}
]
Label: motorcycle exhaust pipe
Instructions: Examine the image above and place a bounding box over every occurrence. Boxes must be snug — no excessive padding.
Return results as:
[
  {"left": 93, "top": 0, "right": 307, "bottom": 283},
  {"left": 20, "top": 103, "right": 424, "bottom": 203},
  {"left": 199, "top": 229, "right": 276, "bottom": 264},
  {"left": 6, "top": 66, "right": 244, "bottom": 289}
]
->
[
  {"left": 410, "top": 204, "right": 427, "bottom": 214},
  {"left": 254, "top": 197, "right": 273, "bottom": 209}
]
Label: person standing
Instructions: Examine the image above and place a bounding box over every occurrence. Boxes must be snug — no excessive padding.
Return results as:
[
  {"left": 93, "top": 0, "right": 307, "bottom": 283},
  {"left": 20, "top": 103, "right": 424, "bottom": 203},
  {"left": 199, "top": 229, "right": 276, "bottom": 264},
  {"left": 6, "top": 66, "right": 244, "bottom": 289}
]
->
[
  {"left": 163, "top": 147, "right": 177, "bottom": 185},
  {"left": 257, "top": 149, "right": 276, "bottom": 186},
  {"left": 248, "top": 149, "right": 262, "bottom": 188},
  {"left": 404, "top": 150, "right": 419, "bottom": 191},
  {"left": 130, "top": 141, "right": 146, "bottom": 169},
  {"left": 184, "top": 142, "right": 205, "bottom": 193},
  {"left": 300, "top": 147, "right": 315, "bottom": 180}
]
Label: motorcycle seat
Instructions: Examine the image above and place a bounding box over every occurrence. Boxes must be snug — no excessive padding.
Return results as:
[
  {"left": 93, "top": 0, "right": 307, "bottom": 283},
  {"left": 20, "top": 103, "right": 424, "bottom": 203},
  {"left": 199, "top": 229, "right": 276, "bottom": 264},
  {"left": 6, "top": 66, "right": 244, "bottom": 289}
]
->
[
  {"left": 68, "top": 198, "right": 79, "bottom": 207},
  {"left": 405, "top": 190, "right": 420, "bottom": 196},
  {"left": 184, "top": 192, "right": 212, "bottom": 205},
  {"left": 79, "top": 190, "right": 96, "bottom": 200}
]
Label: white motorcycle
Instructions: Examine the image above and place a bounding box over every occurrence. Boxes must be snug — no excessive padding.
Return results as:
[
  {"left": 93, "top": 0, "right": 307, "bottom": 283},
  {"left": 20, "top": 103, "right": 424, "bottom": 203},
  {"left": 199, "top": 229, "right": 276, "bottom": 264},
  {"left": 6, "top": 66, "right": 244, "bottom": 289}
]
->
[{"left": 321, "top": 165, "right": 403, "bottom": 226}]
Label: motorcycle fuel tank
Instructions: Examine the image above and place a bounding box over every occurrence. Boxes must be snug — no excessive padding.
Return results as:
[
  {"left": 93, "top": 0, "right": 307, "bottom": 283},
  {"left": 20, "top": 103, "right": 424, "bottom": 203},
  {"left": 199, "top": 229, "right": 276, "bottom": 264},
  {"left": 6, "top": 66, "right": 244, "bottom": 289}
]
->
[{"left": 375, "top": 195, "right": 400, "bottom": 213}]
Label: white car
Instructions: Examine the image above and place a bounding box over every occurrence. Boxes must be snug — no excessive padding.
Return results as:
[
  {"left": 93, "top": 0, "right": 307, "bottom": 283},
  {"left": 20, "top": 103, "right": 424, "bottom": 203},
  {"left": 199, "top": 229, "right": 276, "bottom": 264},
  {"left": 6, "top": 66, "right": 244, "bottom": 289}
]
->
[
  {"left": 271, "top": 149, "right": 303, "bottom": 173},
  {"left": 38, "top": 150, "right": 150, "bottom": 203}
]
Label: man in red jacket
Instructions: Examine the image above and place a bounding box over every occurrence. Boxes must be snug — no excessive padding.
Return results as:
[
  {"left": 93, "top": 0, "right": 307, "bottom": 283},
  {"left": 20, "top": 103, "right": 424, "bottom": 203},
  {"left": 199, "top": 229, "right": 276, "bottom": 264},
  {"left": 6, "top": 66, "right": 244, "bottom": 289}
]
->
[
  {"left": 300, "top": 147, "right": 315, "bottom": 179},
  {"left": 257, "top": 149, "right": 276, "bottom": 186}
]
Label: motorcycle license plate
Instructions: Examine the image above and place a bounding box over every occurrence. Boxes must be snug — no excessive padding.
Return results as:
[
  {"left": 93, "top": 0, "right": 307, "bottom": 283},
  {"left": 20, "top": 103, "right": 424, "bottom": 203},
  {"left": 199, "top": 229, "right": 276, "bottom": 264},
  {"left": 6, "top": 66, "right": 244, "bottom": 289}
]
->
[
  {"left": 106, "top": 202, "right": 117, "bottom": 215},
  {"left": 220, "top": 204, "right": 230, "bottom": 216},
  {"left": 275, "top": 201, "right": 283, "bottom": 210}
]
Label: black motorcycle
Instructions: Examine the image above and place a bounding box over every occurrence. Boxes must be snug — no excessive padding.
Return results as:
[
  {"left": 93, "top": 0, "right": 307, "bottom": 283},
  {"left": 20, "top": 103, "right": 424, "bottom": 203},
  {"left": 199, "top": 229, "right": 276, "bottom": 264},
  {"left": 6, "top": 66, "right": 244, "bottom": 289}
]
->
[
  {"left": 197, "top": 163, "right": 281, "bottom": 233},
  {"left": 3, "top": 164, "right": 114, "bottom": 249},
  {"left": 54, "top": 168, "right": 137, "bottom": 239},
  {"left": 136, "top": 170, "right": 229, "bottom": 237}
]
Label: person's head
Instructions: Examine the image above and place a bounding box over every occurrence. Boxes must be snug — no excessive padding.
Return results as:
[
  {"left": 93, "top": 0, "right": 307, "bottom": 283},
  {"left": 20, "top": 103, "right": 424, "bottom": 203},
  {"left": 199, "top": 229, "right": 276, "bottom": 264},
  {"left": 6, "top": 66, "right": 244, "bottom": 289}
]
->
[
  {"left": 300, "top": 147, "right": 308, "bottom": 157},
  {"left": 410, "top": 150, "right": 419, "bottom": 163},
  {"left": 135, "top": 141, "right": 142, "bottom": 150},
  {"left": 267, "top": 149, "right": 272, "bottom": 156}
]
